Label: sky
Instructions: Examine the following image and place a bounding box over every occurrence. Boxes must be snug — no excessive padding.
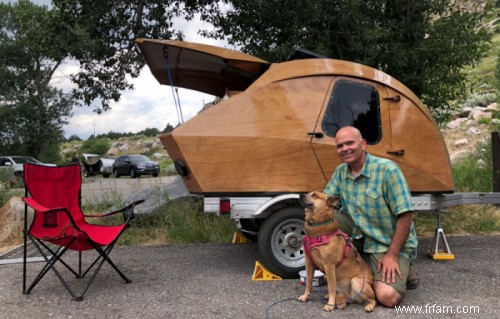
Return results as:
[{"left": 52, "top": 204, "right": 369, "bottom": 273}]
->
[
  {"left": 62, "top": 15, "right": 226, "bottom": 139},
  {"left": 3, "top": 0, "right": 227, "bottom": 139}
]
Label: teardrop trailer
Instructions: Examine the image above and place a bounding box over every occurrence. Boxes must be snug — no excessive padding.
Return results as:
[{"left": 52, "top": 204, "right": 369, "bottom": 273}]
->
[{"left": 136, "top": 38, "right": 500, "bottom": 278}]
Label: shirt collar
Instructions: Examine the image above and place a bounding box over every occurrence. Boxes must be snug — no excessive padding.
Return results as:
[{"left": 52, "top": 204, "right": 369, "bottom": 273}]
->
[{"left": 345, "top": 152, "right": 371, "bottom": 179}]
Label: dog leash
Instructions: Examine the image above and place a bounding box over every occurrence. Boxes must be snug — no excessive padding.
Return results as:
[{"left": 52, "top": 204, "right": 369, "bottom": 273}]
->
[
  {"left": 323, "top": 240, "right": 366, "bottom": 309},
  {"left": 264, "top": 239, "right": 367, "bottom": 318}
]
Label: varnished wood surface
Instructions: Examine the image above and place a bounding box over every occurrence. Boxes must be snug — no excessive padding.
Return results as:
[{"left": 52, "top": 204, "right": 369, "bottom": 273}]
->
[{"left": 162, "top": 75, "right": 454, "bottom": 194}]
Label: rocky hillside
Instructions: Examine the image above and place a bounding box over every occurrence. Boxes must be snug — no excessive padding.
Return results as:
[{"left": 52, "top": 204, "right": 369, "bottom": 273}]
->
[
  {"left": 61, "top": 137, "right": 169, "bottom": 162},
  {"left": 444, "top": 101, "right": 499, "bottom": 165}
]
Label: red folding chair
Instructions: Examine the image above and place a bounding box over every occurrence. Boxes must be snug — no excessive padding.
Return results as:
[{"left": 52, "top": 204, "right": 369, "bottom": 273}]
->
[{"left": 22, "top": 163, "right": 144, "bottom": 301}]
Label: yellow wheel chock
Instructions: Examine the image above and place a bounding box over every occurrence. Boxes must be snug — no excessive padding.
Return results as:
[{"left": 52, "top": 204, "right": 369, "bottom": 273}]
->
[{"left": 252, "top": 261, "right": 282, "bottom": 281}]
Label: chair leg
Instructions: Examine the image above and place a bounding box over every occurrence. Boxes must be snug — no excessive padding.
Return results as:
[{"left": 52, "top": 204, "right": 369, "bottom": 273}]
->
[
  {"left": 26, "top": 237, "right": 79, "bottom": 300},
  {"left": 24, "top": 236, "right": 131, "bottom": 301}
]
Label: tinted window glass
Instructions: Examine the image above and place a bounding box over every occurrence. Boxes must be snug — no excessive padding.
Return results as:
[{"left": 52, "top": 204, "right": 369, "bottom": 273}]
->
[{"left": 321, "top": 80, "right": 381, "bottom": 144}]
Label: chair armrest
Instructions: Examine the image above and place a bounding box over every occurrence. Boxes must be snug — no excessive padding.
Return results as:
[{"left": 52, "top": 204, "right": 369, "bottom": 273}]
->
[
  {"left": 23, "top": 197, "right": 82, "bottom": 232},
  {"left": 84, "top": 199, "right": 145, "bottom": 223},
  {"left": 23, "top": 197, "right": 65, "bottom": 214}
]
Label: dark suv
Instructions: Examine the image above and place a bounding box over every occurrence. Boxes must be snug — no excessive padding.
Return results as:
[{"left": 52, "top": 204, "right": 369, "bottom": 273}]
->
[{"left": 112, "top": 155, "right": 160, "bottom": 178}]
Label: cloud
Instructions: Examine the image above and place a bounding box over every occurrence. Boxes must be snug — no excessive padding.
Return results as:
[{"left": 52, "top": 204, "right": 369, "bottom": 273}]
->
[{"left": 64, "top": 12, "right": 227, "bottom": 139}]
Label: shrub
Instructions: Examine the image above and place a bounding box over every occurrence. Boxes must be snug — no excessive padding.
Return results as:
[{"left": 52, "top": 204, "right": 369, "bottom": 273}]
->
[
  {"left": 461, "top": 92, "right": 496, "bottom": 109},
  {"left": 79, "top": 138, "right": 111, "bottom": 155}
]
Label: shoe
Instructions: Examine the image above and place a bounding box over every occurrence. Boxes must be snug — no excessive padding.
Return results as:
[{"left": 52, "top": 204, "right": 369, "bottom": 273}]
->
[{"left": 406, "top": 264, "right": 419, "bottom": 290}]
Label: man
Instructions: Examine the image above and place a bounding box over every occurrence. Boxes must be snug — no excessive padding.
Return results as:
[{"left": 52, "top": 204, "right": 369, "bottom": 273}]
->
[{"left": 324, "top": 126, "right": 418, "bottom": 307}]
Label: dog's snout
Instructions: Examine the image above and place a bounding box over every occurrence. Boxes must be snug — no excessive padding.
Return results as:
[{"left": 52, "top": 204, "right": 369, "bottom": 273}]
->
[{"left": 299, "top": 194, "right": 314, "bottom": 209}]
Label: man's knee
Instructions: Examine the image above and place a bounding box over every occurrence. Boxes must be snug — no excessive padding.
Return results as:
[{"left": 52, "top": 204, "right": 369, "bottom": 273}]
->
[{"left": 374, "top": 281, "right": 403, "bottom": 307}]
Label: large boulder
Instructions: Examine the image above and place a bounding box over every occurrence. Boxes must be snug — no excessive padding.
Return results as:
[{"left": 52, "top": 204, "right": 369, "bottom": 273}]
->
[
  {"left": 0, "top": 197, "right": 33, "bottom": 246},
  {"left": 450, "top": 150, "right": 472, "bottom": 166}
]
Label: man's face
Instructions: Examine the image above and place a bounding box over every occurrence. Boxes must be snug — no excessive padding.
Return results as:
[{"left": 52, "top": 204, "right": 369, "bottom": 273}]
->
[{"left": 335, "top": 129, "right": 366, "bottom": 165}]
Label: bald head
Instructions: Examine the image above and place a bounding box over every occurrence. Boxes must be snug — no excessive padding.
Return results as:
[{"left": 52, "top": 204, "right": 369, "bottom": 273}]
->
[
  {"left": 335, "top": 126, "right": 363, "bottom": 141},
  {"left": 334, "top": 126, "right": 367, "bottom": 169}
]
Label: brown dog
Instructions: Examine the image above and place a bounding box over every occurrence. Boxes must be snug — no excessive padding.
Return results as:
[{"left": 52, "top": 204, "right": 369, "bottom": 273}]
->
[{"left": 297, "top": 191, "right": 376, "bottom": 312}]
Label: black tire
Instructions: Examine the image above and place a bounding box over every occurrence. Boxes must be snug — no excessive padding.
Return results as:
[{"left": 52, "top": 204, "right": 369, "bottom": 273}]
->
[
  {"left": 152, "top": 173, "right": 159, "bottom": 177},
  {"left": 113, "top": 169, "right": 120, "bottom": 178},
  {"left": 130, "top": 168, "right": 137, "bottom": 178},
  {"left": 257, "top": 206, "right": 305, "bottom": 279},
  {"left": 103, "top": 174, "right": 110, "bottom": 178}
]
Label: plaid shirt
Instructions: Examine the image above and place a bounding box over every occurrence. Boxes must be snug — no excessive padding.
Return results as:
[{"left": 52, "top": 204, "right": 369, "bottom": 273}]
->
[{"left": 324, "top": 152, "right": 418, "bottom": 261}]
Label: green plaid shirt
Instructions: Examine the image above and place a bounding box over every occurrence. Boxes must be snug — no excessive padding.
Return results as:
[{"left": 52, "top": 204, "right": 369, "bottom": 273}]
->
[{"left": 324, "top": 153, "right": 417, "bottom": 261}]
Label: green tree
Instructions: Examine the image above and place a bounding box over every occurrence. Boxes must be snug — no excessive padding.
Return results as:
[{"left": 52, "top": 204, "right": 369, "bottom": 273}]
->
[
  {"left": 163, "top": 123, "right": 175, "bottom": 133},
  {"left": 139, "top": 127, "right": 160, "bottom": 137},
  {"left": 80, "top": 138, "right": 111, "bottom": 155},
  {"left": 1, "top": 0, "right": 187, "bottom": 159},
  {"left": 192, "top": 0, "right": 492, "bottom": 124},
  {"left": 53, "top": 0, "right": 186, "bottom": 112},
  {"left": 0, "top": 1, "right": 72, "bottom": 162}
]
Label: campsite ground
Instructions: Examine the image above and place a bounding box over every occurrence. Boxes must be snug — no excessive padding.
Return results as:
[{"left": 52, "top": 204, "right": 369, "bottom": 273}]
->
[{"left": 0, "top": 235, "right": 498, "bottom": 319}]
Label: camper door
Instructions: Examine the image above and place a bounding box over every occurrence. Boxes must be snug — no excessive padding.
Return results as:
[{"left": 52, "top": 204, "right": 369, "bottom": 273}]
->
[{"left": 310, "top": 77, "right": 392, "bottom": 180}]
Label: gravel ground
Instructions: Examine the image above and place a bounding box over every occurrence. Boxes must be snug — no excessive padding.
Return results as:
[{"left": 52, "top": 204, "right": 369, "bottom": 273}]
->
[{"left": 0, "top": 235, "right": 498, "bottom": 319}]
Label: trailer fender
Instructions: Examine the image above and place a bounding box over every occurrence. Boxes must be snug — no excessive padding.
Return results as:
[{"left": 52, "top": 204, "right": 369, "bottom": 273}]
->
[{"left": 253, "top": 193, "right": 300, "bottom": 218}]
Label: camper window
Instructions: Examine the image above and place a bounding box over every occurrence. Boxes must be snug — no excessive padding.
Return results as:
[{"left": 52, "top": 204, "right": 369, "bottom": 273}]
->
[{"left": 321, "top": 80, "right": 381, "bottom": 144}]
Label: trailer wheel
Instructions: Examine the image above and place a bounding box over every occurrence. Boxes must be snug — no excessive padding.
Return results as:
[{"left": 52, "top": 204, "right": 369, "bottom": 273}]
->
[{"left": 257, "top": 207, "right": 305, "bottom": 279}]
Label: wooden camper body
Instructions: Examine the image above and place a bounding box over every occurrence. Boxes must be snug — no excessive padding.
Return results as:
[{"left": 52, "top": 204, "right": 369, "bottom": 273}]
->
[{"left": 136, "top": 39, "right": 454, "bottom": 195}]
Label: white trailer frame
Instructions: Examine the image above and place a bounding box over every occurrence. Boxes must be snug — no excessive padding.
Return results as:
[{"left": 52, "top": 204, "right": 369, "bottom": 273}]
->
[{"left": 205, "top": 192, "right": 500, "bottom": 260}]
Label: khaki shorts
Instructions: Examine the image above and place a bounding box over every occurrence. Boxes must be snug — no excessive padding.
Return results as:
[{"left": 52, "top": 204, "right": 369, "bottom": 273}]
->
[
  {"left": 335, "top": 211, "right": 410, "bottom": 296},
  {"left": 368, "top": 253, "right": 410, "bottom": 296}
]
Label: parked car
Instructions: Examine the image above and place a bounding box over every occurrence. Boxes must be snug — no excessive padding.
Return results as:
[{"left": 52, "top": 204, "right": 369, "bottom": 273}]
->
[
  {"left": 112, "top": 155, "right": 160, "bottom": 178},
  {"left": 0, "top": 156, "right": 56, "bottom": 184}
]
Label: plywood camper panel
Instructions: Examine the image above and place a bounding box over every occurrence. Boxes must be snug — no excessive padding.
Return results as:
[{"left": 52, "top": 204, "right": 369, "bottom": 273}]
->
[
  {"left": 159, "top": 133, "right": 202, "bottom": 193},
  {"left": 387, "top": 88, "right": 454, "bottom": 192},
  {"left": 171, "top": 77, "right": 334, "bottom": 193}
]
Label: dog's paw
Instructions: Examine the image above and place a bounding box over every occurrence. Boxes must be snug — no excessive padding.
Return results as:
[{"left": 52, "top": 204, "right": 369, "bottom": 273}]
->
[
  {"left": 323, "top": 304, "right": 335, "bottom": 312},
  {"left": 364, "top": 300, "right": 376, "bottom": 312},
  {"left": 337, "top": 302, "right": 347, "bottom": 310},
  {"left": 297, "top": 294, "right": 309, "bottom": 302}
]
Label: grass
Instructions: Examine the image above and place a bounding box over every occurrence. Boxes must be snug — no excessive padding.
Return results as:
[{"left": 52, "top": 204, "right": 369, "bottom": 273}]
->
[
  {"left": 414, "top": 133, "right": 500, "bottom": 238},
  {"left": 88, "top": 197, "right": 236, "bottom": 247},
  {"left": 123, "top": 198, "right": 235, "bottom": 245}
]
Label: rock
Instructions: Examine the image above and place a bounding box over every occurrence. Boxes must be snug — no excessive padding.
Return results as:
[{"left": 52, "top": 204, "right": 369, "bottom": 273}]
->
[
  {"left": 152, "top": 153, "right": 168, "bottom": 160},
  {"left": 118, "top": 143, "right": 130, "bottom": 151},
  {"left": 465, "top": 127, "right": 481, "bottom": 135},
  {"left": 454, "top": 138, "right": 469, "bottom": 146},
  {"left": 116, "top": 177, "right": 196, "bottom": 215},
  {"left": 0, "top": 197, "right": 33, "bottom": 245},
  {"left": 468, "top": 108, "right": 492, "bottom": 120},
  {"left": 106, "top": 147, "right": 119, "bottom": 156},
  {"left": 450, "top": 150, "right": 472, "bottom": 165},
  {"left": 455, "top": 107, "right": 473, "bottom": 118},
  {"left": 485, "top": 102, "right": 498, "bottom": 111},
  {"left": 447, "top": 118, "right": 468, "bottom": 129}
]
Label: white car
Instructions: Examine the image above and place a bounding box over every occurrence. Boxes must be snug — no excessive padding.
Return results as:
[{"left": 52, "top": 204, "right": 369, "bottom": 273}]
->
[{"left": 0, "top": 156, "right": 56, "bottom": 179}]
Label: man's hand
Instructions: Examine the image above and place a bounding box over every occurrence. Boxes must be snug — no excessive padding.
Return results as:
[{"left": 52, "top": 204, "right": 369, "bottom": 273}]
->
[{"left": 377, "top": 252, "right": 401, "bottom": 284}]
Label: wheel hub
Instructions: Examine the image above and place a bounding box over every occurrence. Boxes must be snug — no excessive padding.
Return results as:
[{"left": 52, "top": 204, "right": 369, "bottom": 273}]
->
[{"left": 284, "top": 232, "right": 302, "bottom": 249}]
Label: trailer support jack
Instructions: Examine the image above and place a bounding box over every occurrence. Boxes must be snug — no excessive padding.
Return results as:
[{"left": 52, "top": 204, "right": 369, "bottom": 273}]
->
[{"left": 427, "top": 210, "right": 455, "bottom": 260}]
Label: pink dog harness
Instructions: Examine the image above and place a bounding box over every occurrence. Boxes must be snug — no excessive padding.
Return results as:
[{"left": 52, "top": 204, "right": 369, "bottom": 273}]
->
[{"left": 303, "top": 229, "right": 351, "bottom": 268}]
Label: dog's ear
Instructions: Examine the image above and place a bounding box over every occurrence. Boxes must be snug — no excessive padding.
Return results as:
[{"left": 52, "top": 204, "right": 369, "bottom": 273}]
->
[{"left": 327, "top": 195, "right": 340, "bottom": 208}]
